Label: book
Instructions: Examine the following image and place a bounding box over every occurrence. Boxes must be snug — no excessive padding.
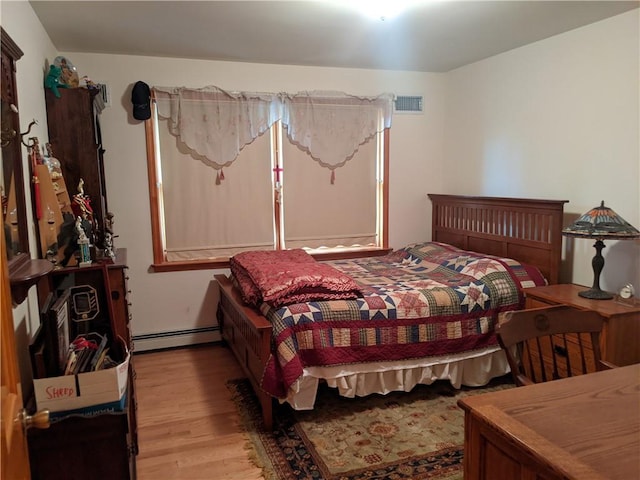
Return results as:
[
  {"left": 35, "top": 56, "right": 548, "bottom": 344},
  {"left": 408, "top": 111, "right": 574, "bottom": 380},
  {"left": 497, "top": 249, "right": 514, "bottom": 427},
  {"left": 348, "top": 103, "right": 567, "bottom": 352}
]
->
[
  {"left": 74, "top": 345, "right": 93, "bottom": 373},
  {"left": 63, "top": 350, "right": 77, "bottom": 375},
  {"left": 48, "top": 289, "right": 71, "bottom": 375},
  {"left": 39, "top": 292, "right": 58, "bottom": 377},
  {"left": 69, "top": 332, "right": 107, "bottom": 374},
  {"left": 89, "top": 334, "right": 108, "bottom": 371},
  {"left": 92, "top": 347, "right": 110, "bottom": 371}
]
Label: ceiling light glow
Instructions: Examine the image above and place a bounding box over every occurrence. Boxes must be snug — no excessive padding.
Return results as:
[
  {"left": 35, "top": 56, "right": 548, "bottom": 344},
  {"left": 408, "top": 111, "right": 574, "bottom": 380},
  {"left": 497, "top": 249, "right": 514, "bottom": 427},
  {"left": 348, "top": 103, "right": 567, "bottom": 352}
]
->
[{"left": 330, "top": 0, "right": 427, "bottom": 21}]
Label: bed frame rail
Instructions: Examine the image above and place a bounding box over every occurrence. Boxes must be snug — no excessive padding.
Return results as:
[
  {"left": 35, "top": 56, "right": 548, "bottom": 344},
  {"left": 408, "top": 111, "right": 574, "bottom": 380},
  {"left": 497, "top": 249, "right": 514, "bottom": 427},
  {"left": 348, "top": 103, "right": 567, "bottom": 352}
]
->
[{"left": 215, "top": 274, "right": 274, "bottom": 429}]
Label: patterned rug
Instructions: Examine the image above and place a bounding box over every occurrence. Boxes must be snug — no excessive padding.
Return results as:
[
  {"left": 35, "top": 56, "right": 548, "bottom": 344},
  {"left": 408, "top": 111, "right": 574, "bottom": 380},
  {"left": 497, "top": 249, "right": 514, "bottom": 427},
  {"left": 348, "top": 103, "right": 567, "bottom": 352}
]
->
[{"left": 227, "top": 376, "right": 513, "bottom": 480}]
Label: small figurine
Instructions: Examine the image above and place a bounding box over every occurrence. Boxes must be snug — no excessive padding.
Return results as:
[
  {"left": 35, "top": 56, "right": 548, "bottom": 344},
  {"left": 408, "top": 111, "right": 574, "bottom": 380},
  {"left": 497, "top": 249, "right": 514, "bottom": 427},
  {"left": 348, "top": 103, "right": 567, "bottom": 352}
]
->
[
  {"left": 105, "top": 211, "right": 115, "bottom": 234},
  {"left": 82, "top": 75, "right": 99, "bottom": 90},
  {"left": 104, "top": 232, "right": 116, "bottom": 262},
  {"left": 75, "top": 216, "right": 87, "bottom": 241},
  {"left": 76, "top": 216, "right": 92, "bottom": 267},
  {"left": 72, "top": 178, "right": 94, "bottom": 222},
  {"left": 57, "top": 212, "right": 93, "bottom": 267}
]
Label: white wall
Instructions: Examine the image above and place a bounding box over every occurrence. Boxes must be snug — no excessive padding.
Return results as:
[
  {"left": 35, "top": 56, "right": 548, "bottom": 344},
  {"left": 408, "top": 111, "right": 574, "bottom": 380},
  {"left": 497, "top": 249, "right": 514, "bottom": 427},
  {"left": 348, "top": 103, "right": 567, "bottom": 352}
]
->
[{"left": 445, "top": 10, "right": 640, "bottom": 293}]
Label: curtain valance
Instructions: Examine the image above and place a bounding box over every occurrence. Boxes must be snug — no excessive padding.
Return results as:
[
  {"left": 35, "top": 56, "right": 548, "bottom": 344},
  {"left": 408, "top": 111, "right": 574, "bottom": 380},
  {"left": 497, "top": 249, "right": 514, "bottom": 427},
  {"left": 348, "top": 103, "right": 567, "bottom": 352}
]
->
[
  {"left": 281, "top": 91, "right": 394, "bottom": 169},
  {"left": 154, "top": 86, "right": 280, "bottom": 168},
  {"left": 153, "top": 86, "right": 394, "bottom": 171}
]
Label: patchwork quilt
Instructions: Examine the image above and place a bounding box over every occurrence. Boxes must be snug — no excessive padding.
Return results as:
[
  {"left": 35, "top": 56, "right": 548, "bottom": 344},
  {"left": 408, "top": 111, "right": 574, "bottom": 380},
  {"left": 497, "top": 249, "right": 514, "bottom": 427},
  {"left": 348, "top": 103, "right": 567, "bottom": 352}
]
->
[{"left": 259, "top": 242, "right": 546, "bottom": 398}]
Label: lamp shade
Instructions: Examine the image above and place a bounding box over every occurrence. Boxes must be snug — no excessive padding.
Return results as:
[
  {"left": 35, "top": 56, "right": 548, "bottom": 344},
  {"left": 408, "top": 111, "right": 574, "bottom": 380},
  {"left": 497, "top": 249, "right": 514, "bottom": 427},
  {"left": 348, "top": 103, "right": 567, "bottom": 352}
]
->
[
  {"left": 562, "top": 201, "right": 639, "bottom": 300},
  {"left": 562, "top": 201, "right": 640, "bottom": 240}
]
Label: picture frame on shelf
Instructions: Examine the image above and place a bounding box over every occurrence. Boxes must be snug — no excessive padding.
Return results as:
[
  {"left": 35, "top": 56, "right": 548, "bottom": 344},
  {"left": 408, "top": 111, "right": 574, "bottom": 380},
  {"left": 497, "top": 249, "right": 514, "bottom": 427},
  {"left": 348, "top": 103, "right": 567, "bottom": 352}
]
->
[{"left": 69, "top": 284, "right": 100, "bottom": 337}]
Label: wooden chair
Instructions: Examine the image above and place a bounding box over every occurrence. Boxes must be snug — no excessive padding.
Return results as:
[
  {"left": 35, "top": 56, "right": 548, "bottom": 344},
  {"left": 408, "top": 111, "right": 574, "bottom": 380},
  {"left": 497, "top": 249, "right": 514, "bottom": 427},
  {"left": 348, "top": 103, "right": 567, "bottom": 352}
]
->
[{"left": 496, "top": 305, "right": 612, "bottom": 386}]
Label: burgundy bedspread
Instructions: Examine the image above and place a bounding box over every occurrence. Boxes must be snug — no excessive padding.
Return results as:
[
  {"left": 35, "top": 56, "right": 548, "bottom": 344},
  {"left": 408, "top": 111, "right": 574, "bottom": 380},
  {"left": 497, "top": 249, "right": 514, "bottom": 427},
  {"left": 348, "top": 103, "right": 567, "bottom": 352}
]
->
[
  {"left": 230, "top": 249, "right": 362, "bottom": 308},
  {"left": 258, "top": 242, "right": 546, "bottom": 398}
]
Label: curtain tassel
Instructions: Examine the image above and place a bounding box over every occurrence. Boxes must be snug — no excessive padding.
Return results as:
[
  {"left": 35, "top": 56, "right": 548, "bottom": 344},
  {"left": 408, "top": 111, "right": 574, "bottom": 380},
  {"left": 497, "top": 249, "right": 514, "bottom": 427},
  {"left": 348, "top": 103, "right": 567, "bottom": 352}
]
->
[
  {"left": 215, "top": 170, "right": 221, "bottom": 185},
  {"left": 219, "top": 168, "right": 225, "bottom": 181},
  {"left": 330, "top": 169, "right": 335, "bottom": 185}
]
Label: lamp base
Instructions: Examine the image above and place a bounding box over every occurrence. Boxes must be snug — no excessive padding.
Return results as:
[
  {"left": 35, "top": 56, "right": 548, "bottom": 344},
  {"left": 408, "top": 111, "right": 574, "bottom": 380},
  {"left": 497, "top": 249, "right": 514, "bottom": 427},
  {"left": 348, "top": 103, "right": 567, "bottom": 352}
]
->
[{"left": 579, "top": 288, "right": 613, "bottom": 300}]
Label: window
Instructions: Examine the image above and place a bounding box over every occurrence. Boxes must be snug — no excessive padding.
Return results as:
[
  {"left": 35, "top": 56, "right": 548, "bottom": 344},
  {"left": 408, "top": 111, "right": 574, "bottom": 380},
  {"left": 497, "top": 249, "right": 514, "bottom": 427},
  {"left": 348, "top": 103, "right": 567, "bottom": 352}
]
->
[{"left": 145, "top": 87, "right": 393, "bottom": 271}]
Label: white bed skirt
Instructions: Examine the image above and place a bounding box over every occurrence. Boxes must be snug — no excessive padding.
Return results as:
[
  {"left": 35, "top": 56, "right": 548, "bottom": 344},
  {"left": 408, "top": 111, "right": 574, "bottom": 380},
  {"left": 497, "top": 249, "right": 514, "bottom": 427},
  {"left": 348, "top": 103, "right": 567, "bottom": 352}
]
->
[{"left": 282, "top": 346, "right": 510, "bottom": 410}]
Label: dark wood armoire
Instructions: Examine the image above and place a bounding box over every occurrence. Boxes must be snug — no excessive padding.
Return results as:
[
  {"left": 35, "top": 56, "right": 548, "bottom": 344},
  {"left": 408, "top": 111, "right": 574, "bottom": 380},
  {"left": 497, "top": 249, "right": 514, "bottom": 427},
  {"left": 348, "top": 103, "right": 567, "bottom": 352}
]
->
[{"left": 44, "top": 88, "right": 108, "bottom": 248}]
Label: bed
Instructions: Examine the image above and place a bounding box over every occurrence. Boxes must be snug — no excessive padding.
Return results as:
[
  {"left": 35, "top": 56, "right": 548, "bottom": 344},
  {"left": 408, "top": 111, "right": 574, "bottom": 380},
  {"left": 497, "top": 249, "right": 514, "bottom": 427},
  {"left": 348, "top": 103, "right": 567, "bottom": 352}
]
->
[{"left": 215, "top": 194, "right": 568, "bottom": 429}]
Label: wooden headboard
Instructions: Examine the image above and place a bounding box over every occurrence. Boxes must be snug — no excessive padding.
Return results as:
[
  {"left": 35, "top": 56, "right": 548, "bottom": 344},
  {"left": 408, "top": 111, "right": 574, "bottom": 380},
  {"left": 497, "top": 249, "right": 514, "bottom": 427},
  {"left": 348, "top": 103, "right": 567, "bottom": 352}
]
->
[{"left": 428, "top": 194, "right": 568, "bottom": 285}]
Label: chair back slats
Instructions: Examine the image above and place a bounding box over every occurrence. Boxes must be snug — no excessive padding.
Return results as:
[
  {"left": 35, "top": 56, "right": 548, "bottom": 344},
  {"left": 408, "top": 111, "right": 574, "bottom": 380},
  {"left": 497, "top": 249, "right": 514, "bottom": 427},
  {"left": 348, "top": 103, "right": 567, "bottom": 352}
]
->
[
  {"left": 497, "top": 305, "right": 607, "bottom": 386},
  {"left": 538, "top": 337, "right": 564, "bottom": 382},
  {"left": 576, "top": 333, "right": 587, "bottom": 373},
  {"left": 561, "top": 333, "right": 572, "bottom": 376}
]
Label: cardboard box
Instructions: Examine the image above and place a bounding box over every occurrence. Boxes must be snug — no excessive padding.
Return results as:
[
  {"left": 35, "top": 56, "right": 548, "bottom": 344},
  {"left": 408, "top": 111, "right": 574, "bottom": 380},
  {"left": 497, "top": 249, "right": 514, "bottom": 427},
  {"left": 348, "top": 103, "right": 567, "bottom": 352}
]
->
[
  {"left": 33, "top": 348, "right": 129, "bottom": 414},
  {"left": 48, "top": 393, "right": 128, "bottom": 423}
]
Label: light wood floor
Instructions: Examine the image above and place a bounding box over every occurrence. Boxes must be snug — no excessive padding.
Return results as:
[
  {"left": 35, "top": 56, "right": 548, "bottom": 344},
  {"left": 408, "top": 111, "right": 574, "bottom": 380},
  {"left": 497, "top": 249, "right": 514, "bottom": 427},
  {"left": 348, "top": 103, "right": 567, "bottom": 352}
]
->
[{"left": 134, "top": 344, "right": 265, "bottom": 480}]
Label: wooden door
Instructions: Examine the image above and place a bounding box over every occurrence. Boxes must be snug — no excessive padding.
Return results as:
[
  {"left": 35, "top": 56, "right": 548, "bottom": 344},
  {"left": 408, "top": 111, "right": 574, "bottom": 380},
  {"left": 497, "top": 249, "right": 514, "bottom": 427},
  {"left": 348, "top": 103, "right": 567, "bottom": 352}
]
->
[{"left": 1, "top": 229, "right": 31, "bottom": 478}]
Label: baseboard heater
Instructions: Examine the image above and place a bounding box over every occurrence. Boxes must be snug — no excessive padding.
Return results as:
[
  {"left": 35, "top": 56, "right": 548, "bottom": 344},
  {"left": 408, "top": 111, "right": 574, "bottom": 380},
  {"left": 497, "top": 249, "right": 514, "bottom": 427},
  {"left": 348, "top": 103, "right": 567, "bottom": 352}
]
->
[{"left": 133, "top": 326, "right": 221, "bottom": 352}]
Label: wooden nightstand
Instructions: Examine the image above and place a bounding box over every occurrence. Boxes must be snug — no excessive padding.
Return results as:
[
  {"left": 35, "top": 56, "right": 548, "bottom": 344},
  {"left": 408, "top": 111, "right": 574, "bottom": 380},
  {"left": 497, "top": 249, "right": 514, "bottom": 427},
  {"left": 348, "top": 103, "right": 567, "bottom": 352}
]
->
[{"left": 524, "top": 284, "right": 640, "bottom": 367}]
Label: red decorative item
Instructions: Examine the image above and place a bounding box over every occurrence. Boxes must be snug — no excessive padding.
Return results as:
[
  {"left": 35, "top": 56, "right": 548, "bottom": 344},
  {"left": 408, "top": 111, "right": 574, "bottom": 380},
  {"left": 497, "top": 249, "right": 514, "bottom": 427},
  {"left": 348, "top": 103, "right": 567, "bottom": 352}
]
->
[{"left": 273, "top": 165, "right": 284, "bottom": 182}]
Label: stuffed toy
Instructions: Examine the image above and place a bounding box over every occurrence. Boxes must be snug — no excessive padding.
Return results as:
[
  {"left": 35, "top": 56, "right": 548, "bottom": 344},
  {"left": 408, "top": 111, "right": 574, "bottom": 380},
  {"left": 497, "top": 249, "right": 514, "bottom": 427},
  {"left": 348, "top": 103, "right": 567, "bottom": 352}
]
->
[{"left": 45, "top": 65, "right": 69, "bottom": 98}]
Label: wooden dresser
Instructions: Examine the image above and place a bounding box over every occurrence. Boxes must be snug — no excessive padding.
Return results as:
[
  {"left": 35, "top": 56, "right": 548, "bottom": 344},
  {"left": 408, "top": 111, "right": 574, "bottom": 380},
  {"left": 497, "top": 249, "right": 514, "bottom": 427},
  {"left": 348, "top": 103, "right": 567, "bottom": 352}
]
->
[
  {"left": 28, "top": 249, "right": 136, "bottom": 479},
  {"left": 524, "top": 284, "right": 640, "bottom": 367},
  {"left": 458, "top": 364, "right": 640, "bottom": 480}
]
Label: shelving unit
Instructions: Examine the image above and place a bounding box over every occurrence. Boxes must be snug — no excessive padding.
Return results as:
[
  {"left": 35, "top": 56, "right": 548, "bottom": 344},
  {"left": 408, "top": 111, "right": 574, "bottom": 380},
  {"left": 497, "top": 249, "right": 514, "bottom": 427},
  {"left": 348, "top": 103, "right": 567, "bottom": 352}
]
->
[
  {"left": 28, "top": 249, "right": 137, "bottom": 479},
  {"left": 27, "top": 85, "right": 135, "bottom": 479}
]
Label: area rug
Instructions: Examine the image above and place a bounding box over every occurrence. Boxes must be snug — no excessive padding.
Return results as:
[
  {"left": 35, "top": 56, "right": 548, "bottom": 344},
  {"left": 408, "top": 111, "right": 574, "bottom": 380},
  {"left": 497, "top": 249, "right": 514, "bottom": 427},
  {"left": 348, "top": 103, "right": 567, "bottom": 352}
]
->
[{"left": 227, "top": 376, "right": 513, "bottom": 480}]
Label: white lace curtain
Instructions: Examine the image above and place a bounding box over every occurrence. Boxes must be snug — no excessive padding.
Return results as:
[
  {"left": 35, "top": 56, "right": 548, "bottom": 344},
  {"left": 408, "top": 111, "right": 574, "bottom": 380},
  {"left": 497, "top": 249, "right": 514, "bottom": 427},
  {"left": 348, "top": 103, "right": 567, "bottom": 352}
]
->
[
  {"left": 153, "top": 86, "right": 394, "bottom": 174},
  {"left": 281, "top": 91, "right": 394, "bottom": 171},
  {"left": 154, "top": 86, "right": 280, "bottom": 169}
]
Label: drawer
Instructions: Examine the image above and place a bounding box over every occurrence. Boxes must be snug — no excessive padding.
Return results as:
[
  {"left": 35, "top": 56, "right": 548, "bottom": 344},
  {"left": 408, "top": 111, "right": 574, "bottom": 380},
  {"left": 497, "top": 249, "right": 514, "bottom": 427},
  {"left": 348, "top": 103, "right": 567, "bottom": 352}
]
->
[{"left": 525, "top": 297, "right": 554, "bottom": 309}]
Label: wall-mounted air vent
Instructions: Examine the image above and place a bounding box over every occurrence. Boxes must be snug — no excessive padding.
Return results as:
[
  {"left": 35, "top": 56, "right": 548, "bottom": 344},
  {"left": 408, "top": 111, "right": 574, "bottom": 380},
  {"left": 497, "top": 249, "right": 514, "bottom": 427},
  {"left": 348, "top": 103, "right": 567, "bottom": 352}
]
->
[{"left": 394, "top": 95, "right": 423, "bottom": 113}]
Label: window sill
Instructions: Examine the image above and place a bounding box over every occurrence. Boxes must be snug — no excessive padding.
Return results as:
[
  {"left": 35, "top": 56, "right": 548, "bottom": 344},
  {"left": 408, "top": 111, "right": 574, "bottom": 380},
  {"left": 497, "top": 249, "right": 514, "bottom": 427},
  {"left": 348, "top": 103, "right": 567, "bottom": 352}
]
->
[{"left": 150, "top": 247, "right": 393, "bottom": 273}]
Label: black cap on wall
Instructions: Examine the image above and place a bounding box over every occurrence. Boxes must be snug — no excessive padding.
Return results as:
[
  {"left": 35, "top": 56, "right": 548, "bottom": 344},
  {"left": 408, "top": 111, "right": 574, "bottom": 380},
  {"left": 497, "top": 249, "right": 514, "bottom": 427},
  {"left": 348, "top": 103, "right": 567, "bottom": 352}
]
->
[{"left": 131, "top": 81, "right": 151, "bottom": 120}]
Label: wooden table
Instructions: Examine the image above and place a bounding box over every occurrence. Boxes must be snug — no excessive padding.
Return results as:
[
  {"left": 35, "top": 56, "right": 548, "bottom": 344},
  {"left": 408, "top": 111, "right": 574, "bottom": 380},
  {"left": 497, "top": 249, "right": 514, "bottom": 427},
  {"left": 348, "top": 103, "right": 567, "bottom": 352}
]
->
[{"left": 458, "top": 364, "right": 640, "bottom": 480}]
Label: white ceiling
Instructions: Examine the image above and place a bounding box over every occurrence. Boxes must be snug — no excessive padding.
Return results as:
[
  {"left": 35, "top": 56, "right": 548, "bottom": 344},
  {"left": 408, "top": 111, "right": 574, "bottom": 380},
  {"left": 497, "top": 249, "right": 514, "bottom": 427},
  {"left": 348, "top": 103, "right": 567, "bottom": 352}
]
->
[{"left": 29, "top": 1, "right": 639, "bottom": 73}]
